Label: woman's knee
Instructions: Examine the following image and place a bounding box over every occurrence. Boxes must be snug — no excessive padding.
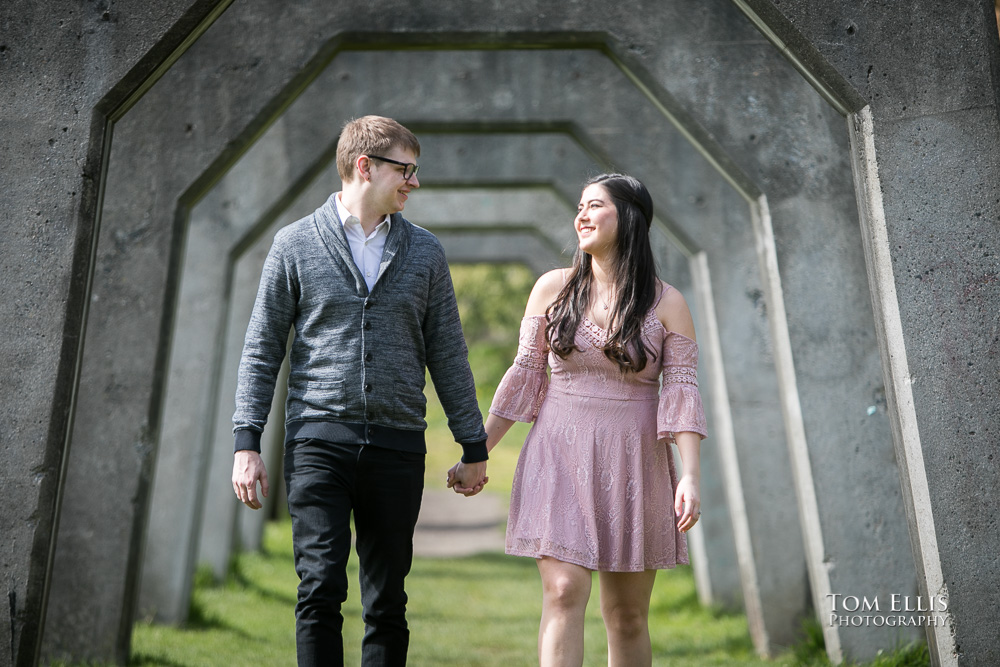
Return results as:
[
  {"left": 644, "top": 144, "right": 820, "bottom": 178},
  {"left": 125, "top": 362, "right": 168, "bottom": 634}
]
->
[
  {"left": 546, "top": 575, "right": 588, "bottom": 607},
  {"left": 602, "top": 602, "right": 648, "bottom": 638},
  {"left": 540, "top": 566, "right": 591, "bottom": 611}
]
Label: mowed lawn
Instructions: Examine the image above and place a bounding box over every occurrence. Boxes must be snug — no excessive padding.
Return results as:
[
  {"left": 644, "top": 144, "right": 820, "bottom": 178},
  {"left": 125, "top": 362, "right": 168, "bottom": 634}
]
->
[
  {"left": 133, "top": 519, "right": 777, "bottom": 667},
  {"left": 130, "top": 377, "right": 928, "bottom": 666},
  {"left": 130, "top": 516, "right": 927, "bottom": 667}
]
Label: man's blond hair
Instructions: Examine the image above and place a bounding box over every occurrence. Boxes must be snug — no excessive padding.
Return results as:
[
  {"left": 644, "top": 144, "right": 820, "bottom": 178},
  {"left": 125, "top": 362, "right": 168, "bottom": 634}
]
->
[{"left": 336, "top": 115, "right": 421, "bottom": 183}]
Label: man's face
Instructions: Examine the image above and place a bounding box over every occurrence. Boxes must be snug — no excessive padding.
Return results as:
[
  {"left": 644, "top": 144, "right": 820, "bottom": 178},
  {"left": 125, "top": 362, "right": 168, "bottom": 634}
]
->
[{"left": 367, "top": 146, "right": 420, "bottom": 215}]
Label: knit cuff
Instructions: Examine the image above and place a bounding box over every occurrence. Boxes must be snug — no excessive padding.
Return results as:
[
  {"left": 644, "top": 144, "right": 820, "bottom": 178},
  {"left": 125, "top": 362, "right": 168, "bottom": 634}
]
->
[
  {"left": 234, "top": 429, "right": 262, "bottom": 453},
  {"left": 459, "top": 438, "right": 489, "bottom": 464}
]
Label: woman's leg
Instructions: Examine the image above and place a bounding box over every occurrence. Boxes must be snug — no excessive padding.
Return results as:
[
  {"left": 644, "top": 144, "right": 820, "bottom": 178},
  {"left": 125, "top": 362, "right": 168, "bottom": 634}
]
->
[
  {"left": 597, "top": 570, "right": 657, "bottom": 667},
  {"left": 536, "top": 557, "right": 593, "bottom": 667}
]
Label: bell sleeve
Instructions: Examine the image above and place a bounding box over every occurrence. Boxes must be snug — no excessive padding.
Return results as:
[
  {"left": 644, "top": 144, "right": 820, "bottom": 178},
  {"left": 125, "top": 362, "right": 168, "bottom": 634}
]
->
[
  {"left": 488, "top": 315, "right": 550, "bottom": 422},
  {"left": 657, "top": 331, "right": 708, "bottom": 444}
]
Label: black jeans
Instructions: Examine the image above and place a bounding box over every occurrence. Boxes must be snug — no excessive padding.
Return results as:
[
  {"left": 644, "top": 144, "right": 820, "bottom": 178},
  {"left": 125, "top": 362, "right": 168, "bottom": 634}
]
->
[{"left": 283, "top": 438, "right": 424, "bottom": 667}]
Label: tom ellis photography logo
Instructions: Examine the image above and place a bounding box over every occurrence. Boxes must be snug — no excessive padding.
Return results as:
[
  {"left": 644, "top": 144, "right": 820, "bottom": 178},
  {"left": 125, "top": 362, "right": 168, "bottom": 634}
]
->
[{"left": 826, "top": 594, "right": 951, "bottom": 628}]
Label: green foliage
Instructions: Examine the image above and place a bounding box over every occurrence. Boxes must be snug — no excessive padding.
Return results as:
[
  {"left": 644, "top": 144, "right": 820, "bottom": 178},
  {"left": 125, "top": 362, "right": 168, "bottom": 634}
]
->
[
  {"left": 451, "top": 262, "right": 536, "bottom": 348},
  {"left": 792, "top": 616, "right": 831, "bottom": 665},
  {"left": 784, "top": 615, "right": 929, "bottom": 667},
  {"left": 423, "top": 262, "right": 537, "bottom": 492},
  {"left": 853, "top": 643, "right": 929, "bottom": 667}
]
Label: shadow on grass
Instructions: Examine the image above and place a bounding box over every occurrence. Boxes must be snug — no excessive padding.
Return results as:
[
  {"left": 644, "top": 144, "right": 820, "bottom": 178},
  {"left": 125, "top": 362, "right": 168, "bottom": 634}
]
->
[
  {"left": 223, "top": 554, "right": 298, "bottom": 607},
  {"left": 183, "top": 597, "right": 253, "bottom": 640},
  {"left": 129, "top": 652, "right": 189, "bottom": 667}
]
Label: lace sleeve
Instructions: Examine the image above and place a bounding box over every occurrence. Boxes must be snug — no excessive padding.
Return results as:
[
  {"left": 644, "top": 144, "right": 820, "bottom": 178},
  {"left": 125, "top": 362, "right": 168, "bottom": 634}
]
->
[
  {"left": 489, "top": 316, "right": 549, "bottom": 422},
  {"left": 657, "top": 331, "right": 708, "bottom": 443}
]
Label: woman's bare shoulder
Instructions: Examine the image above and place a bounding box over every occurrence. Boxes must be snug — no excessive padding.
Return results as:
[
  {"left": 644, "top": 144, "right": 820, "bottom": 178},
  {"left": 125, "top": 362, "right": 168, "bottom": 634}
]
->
[
  {"left": 655, "top": 280, "right": 696, "bottom": 339},
  {"left": 524, "top": 268, "right": 569, "bottom": 317}
]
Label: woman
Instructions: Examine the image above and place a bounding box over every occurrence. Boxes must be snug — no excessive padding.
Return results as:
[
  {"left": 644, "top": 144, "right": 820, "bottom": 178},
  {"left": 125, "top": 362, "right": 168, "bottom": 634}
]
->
[{"left": 450, "top": 173, "right": 707, "bottom": 666}]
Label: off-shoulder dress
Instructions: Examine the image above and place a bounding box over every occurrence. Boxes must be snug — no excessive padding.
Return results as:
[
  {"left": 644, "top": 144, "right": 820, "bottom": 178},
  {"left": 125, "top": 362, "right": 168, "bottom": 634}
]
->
[{"left": 489, "top": 285, "right": 707, "bottom": 572}]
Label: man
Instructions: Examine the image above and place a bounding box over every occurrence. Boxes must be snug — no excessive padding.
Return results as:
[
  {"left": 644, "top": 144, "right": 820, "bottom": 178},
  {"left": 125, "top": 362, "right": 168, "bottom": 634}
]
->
[{"left": 231, "top": 115, "right": 488, "bottom": 666}]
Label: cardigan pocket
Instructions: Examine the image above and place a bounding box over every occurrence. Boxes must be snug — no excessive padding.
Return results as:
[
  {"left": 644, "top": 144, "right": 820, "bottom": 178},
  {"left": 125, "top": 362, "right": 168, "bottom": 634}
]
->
[{"left": 297, "top": 379, "right": 345, "bottom": 412}]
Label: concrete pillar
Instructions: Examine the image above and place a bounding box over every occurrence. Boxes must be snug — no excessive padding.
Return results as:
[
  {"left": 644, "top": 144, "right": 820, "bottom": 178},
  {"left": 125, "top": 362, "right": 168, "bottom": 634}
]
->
[
  {"left": 729, "top": 3, "right": 1000, "bottom": 663},
  {"left": 140, "top": 117, "right": 298, "bottom": 619},
  {"left": 196, "top": 216, "right": 285, "bottom": 578},
  {"left": 0, "top": 2, "right": 228, "bottom": 663},
  {"left": 702, "top": 186, "right": 812, "bottom": 653}
]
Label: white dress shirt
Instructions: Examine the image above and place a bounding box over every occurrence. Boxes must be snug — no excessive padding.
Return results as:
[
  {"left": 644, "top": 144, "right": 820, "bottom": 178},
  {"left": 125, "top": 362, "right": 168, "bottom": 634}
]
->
[{"left": 336, "top": 192, "right": 391, "bottom": 292}]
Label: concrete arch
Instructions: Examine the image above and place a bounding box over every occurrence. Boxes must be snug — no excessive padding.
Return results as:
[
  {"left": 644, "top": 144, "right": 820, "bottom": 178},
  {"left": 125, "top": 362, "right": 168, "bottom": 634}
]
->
[
  {"left": 4, "top": 2, "right": 997, "bottom": 666},
  {"left": 145, "top": 118, "right": 714, "bottom": 619},
  {"left": 133, "top": 45, "right": 776, "bottom": 648},
  {"left": 46, "top": 29, "right": 877, "bottom": 667},
  {"left": 124, "top": 43, "right": 879, "bottom": 662}
]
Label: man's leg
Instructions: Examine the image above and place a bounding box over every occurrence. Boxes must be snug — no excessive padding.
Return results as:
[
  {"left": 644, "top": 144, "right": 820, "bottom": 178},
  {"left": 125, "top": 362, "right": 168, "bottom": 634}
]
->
[
  {"left": 353, "top": 445, "right": 424, "bottom": 667},
  {"left": 284, "top": 438, "right": 358, "bottom": 667}
]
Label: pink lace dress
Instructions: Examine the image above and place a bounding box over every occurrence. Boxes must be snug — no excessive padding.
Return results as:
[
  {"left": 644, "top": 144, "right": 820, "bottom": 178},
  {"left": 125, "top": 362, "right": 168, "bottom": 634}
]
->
[{"left": 490, "top": 290, "right": 707, "bottom": 572}]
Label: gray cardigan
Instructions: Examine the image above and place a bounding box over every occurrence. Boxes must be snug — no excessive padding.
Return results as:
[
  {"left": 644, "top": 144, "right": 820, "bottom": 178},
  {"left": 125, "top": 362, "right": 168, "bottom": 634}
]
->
[{"left": 232, "top": 193, "right": 488, "bottom": 462}]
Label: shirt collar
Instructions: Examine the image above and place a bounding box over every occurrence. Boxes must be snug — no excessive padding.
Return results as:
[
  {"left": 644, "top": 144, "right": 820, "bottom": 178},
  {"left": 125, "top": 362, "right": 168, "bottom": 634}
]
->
[{"left": 336, "top": 192, "right": 391, "bottom": 233}]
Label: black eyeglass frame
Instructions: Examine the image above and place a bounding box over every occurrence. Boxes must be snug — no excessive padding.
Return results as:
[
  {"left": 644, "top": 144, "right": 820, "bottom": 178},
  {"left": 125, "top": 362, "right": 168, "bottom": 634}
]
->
[{"left": 366, "top": 155, "right": 419, "bottom": 180}]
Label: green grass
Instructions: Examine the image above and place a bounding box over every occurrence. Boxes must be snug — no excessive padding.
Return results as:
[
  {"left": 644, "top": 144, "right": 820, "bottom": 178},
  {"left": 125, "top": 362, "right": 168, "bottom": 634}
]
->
[{"left": 128, "top": 520, "right": 928, "bottom": 667}]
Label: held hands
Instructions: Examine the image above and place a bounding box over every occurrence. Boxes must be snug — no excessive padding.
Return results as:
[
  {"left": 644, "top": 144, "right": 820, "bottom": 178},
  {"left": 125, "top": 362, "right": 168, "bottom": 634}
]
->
[
  {"left": 674, "top": 473, "right": 701, "bottom": 533},
  {"left": 446, "top": 461, "right": 489, "bottom": 497},
  {"left": 232, "top": 450, "right": 269, "bottom": 510}
]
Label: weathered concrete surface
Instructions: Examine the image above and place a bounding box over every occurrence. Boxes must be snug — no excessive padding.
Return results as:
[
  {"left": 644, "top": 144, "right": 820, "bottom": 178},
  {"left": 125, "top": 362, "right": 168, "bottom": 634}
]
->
[
  {"left": 0, "top": 1, "right": 233, "bottom": 664},
  {"left": 5, "top": 1, "right": 998, "bottom": 665},
  {"left": 740, "top": 3, "right": 1000, "bottom": 663}
]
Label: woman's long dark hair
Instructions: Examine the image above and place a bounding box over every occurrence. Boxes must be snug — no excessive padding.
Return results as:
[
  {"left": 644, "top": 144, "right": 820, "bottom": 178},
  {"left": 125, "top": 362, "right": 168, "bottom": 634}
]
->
[{"left": 546, "top": 173, "right": 659, "bottom": 372}]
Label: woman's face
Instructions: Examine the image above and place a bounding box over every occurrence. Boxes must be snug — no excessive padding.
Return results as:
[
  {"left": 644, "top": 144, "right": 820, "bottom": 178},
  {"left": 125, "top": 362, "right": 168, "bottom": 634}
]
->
[{"left": 575, "top": 183, "right": 618, "bottom": 257}]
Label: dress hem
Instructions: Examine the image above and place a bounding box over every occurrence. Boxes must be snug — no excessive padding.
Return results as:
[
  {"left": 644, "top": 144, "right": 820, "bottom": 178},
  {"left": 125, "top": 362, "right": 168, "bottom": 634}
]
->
[{"left": 504, "top": 547, "right": 688, "bottom": 573}]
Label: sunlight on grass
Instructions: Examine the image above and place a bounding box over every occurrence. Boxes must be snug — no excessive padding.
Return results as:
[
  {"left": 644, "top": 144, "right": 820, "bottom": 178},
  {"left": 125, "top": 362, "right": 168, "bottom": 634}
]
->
[
  {"left": 130, "top": 520, "right": 764, "bottom": 667},
  {"left": 131, "top": 519, "right": 928, "bottom": 667}
]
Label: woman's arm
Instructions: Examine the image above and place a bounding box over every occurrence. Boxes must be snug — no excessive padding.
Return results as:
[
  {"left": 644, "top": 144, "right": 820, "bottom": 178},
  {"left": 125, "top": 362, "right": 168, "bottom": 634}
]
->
[
  {"left": 448, "top": 269, "right": 566, "bottom": 495},
  {"left": 673, "top": 431, "right": 701, "bottom": 533},
  {"left": 656, "top": 281, "right": 704, "bottom": 531}
]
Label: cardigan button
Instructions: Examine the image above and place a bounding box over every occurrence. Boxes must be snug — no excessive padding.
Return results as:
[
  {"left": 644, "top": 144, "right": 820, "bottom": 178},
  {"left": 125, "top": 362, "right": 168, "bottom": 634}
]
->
[
  {"left": 365, "top": 352, "right": 373, "bottom": 362},
  {"left": 364, "top": 383, "right": 372, "bottom": 392},
  {"left": 363, "top": 321, "right": 372, "bottom": 331}
]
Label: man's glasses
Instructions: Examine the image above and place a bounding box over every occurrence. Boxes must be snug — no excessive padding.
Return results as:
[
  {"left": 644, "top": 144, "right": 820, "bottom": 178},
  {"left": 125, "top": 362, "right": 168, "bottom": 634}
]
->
[{"left": 367, "top": 155, "right": 419, "bottom": 180}]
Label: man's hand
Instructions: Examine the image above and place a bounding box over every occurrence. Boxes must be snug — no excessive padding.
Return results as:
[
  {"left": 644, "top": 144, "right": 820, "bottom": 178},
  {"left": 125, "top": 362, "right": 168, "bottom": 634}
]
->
[
  {"left": 233, "top": 450, "right": 269, "bottom": 510},
  {"left": 446, "top": 461, "right": 488, "bottom": 497}
]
